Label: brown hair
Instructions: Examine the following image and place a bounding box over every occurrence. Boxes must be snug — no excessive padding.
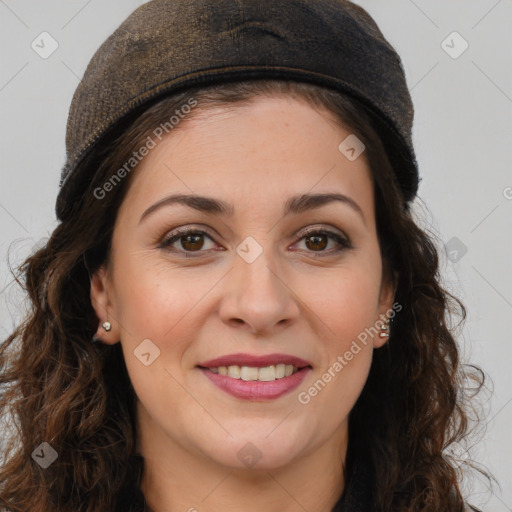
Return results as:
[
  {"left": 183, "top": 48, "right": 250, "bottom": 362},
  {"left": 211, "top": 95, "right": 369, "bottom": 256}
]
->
[{"left": 0, "top": 79, "right": 491, "bottom": 511}]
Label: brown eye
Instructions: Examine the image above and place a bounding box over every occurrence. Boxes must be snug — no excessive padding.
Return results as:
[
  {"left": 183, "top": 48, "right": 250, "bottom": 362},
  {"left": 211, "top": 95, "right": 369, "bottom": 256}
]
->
[
  {"left": 305, "top": 233, "right": 328, "bottom": 251},
  {"left": 180, "top": 233, "right": 205, "bottom": 251},
  {"left": 159, "top": 228, "right": 216, "bottom": 255},
  {"left": 296, "top": 228, "right": 352, "bottom": 254},
  {"left": 159, "top": 226, "right": 351, "bottom": 257}
]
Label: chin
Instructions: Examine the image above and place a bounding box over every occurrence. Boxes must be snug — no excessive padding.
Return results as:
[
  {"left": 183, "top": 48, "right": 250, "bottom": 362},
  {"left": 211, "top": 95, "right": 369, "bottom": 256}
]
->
[{"left": 201, "top": 430, "right": 304, "bottom": 471}]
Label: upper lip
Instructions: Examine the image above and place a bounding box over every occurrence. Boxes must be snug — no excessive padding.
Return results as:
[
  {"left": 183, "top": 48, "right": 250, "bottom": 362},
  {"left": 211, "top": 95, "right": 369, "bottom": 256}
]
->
[{"left": 197, "top": 353, "right": 312, "bottom": 369}]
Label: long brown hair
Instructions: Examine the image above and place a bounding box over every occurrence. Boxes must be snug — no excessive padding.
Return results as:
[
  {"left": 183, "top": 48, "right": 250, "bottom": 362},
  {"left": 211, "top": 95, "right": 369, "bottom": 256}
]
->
[{"left": 0, "top": 79, "right": 491, "bottom": 511}]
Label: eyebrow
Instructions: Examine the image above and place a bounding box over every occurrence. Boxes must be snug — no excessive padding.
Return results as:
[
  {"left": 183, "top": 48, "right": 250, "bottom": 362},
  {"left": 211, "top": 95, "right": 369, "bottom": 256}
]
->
[{"left": 139, "top": 192, "right": 366, "bottom": 226}]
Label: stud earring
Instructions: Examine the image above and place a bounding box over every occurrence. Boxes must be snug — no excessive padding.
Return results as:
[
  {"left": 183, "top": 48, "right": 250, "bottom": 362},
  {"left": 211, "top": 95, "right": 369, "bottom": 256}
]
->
[
  {"left": 102, "top": 321, "right": 112, "bottom": 332},
  {"left": 379, "top": 318, "right": 391, "bottom": 338}
]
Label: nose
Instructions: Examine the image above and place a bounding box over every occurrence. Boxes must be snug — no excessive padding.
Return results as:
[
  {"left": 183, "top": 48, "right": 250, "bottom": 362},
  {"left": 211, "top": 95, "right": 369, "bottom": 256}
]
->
[{"left": 218, "top": 248, "right": 300, "bottom": 336}]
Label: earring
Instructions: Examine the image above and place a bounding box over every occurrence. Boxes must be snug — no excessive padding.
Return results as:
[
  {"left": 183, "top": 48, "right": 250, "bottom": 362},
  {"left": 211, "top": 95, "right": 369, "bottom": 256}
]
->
[
  {"left": 102, "top": 321, "right": 112, "bottom": 332},
  {"left": 379, "top": 318, "right": 391, "bottom": 338}
]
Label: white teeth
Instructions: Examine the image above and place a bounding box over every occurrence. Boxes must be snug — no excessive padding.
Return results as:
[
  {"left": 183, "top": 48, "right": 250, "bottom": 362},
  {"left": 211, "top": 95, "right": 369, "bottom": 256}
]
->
[
  {"left": 227, "top": 365, "right": 240, "bottom": 379},
  {"left": 240, "top": 366, "right": 260, "bottom": 381},
  {"left": 275, "top": 363, "right": 286, "bottom": 378},
  {"left": 208, "top": 364, "right": 300, "bottom": 381},
  {"left": 257, "top": 365, "right": 276, "bottom": 381}
]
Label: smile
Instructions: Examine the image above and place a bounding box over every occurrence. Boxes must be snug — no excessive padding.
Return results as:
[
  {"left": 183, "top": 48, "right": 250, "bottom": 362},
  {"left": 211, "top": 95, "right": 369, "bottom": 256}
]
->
[
  {"left": 206, "top": 364, "right": 300, "bottom": 381},
  {"left": 198, "top": 365, "right": 312, "bottom": 401}
]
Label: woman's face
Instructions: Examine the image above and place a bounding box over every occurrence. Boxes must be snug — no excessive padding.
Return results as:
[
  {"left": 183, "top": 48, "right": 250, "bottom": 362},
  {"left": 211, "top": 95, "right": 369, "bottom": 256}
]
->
[{"left": 91, "top": 95, "right": 396, "bottom": 471}]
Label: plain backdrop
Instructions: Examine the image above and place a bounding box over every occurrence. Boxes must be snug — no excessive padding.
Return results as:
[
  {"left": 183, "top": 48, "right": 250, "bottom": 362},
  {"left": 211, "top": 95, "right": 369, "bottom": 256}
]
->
[{"left": 0, "top": 1, "right": 511, "bottom": 510}]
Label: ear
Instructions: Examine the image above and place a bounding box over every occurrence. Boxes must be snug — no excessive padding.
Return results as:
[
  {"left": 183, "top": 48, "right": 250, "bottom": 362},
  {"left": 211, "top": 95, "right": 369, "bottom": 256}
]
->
[
  {"left": 373, "top": 269, "right": 399, "bottom": 349},
  {"left": 90, "top": 264, "right": 120, "bottom": 345}
]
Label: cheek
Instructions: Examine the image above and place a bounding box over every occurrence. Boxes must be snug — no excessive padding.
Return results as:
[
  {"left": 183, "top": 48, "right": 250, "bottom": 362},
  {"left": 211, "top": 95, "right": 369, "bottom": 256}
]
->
[
  {"left": 113, "top": 243, "right": 382, "bottom": 356},
  {"left": 306, "top": 261, "right": 382, "bottom": 341},
  {"left": 112, "top": 252, "right": 197, "bottom": 335},
  {"left": 298, "top": 281, "right": 377, "bottom": 429},
  {"left": 111, "top": 256, "right": 205, "bottom": 410},
  {"left": 111, "top": 253, "right": 225, "bottom": 378},
  {"left": 296, "top": 262, "right": 380, "bottom": 409}
]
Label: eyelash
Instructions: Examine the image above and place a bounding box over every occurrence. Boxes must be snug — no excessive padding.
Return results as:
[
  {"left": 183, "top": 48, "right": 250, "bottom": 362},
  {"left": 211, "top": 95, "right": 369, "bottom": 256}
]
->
[{"left": 158, "top": 225, "right": 352, "bottom": 257}]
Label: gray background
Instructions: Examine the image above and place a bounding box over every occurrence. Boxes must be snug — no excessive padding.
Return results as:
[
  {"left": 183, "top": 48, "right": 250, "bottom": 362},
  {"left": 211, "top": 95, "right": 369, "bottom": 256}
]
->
[{"left": 0, "top": 1, "right": 511, "bottom": 509}]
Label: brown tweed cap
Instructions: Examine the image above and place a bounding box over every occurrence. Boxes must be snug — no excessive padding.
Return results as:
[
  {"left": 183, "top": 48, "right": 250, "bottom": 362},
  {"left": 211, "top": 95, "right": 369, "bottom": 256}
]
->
[{"left": 56, "top": 0, "right": 420, "bottom": 221}]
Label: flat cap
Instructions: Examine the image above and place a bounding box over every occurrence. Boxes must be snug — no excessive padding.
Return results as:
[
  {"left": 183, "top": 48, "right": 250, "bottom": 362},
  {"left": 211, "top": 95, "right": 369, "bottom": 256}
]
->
[{"left": 56, "top": 0, "right": 420, "bottom": 221}]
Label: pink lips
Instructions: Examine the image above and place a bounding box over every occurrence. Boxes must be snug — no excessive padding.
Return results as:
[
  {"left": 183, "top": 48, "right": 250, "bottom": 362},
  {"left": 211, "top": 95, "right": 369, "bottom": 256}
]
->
[
  {"left": 200, "top": 367, "right": 311, "bottom": 401},
  {"left": 197, "top": 352, "right": 312, "bottom": 401},
  {"left": 197, "top": 353, "right": 312, "bottom": 369}
]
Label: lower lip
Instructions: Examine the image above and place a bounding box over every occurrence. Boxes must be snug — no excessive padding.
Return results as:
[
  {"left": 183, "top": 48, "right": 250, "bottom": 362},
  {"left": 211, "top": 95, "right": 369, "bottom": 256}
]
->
[{"left": 199, "top": 367, "right": 312, "bottom": 401}]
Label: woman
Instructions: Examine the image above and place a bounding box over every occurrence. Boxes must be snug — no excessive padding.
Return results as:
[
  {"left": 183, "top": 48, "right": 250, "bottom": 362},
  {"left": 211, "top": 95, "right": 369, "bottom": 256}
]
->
[{"left": 0, "top": 0, "right": 491, "bottom": 510}]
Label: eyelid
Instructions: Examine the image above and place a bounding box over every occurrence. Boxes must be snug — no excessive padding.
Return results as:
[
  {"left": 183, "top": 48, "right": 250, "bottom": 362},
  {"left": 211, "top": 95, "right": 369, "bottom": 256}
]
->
[
  {"left": 159, "top": 225, "right": 216, "bottom": 242},
  {"left": 158, "top": 223, "right": 352, "bottom": 255},
  {"left": 157, "top": 225, "right": 217, "bottom": 250},
  {"left": 293, "top": 226, "right": 352, "bottom": 253},
  {"left": 297, "top": 224, "right": 348, "bottom": 239}
]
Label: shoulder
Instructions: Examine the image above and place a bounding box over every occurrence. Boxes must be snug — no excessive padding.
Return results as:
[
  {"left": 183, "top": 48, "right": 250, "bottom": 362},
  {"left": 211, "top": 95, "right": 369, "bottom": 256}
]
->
[{"left": 466, "top": 503, "right": 483, "bottom": 512}]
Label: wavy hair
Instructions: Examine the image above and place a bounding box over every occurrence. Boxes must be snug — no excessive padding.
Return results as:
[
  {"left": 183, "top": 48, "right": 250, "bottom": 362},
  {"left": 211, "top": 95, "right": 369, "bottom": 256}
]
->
[{"left": 0, "top": 79, "right": 491, "bottom": 511}]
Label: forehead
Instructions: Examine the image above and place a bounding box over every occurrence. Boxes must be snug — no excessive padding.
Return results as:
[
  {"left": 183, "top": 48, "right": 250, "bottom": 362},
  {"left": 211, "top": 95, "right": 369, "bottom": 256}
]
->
[{"left": 118, "top": 95, "right": 375, "bottom": 223}]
